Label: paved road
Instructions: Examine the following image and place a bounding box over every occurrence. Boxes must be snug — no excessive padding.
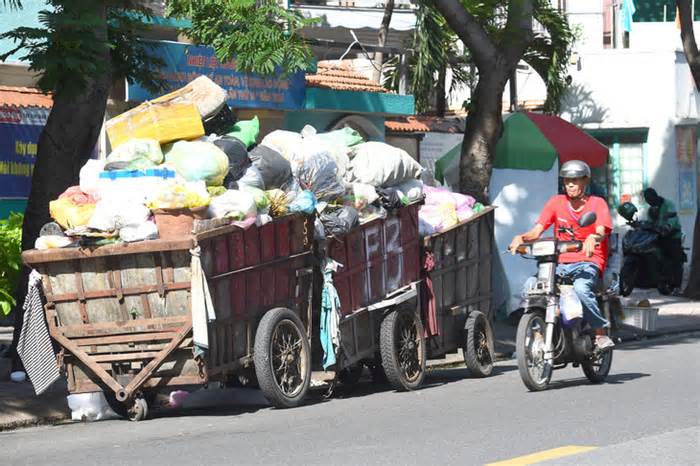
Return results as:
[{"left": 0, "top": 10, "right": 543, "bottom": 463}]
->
[{"left": 4, "top": 333, "right": 699, "bottom": 465}]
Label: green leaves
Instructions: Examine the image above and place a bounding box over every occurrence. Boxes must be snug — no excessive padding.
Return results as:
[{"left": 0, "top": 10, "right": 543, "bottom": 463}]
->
[
  {"left": 0, "top": 213, "right": 23, "bottom": 316},
  {"left": 0, "top": 1, "right": 166, "bottom": 97},
  {"left": 167, "top": 0, "right": 315, "bottom": 76}
]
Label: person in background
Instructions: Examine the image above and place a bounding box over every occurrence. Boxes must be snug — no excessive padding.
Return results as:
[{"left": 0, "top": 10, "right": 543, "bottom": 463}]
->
[{"left": 643, "top": 188, "right": 684, "bottom": 289}]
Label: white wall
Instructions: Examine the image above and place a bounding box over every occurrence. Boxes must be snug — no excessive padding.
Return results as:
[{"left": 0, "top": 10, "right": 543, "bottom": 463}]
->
[
  {"left": 566, "top": 0, "right": 605, "bottom": 52},
  {"left": 562, "top": 47, "right": 698, "bottom": 264}
]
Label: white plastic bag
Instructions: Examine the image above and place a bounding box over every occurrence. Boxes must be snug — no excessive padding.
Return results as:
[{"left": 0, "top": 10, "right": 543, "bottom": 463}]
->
[
  {"left": 208, "top": 190, "right": 257, "bottom": 220},
  {"left": 260, "top": 129, "right": 304, "bottom": 162},
  {"left": 352, "top": 183, "right": 379, "bottom": 209},
  {"left": 560, "top": 285, "right": 583, "bottom": 323},
  {"left": 88, "top": 200, "right": 151, "bottom": 232},
  {"left": 347, "top": 142, "right": 423, "bottom": 187},
  {"left": 67, "top": 392, "right": 119, "bottom": 421},
  {"left": 234, "top": 165, "right": 265, "bottom": 190},
  {"left": 79, "top": 159, "right": 105, "bottom": 197},
  {"left": 120, "top": 221, "right": 159, "bottom": 242}
]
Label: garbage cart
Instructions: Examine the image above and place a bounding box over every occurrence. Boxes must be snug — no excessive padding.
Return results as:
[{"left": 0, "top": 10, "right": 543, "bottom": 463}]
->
[
  {"left": 421, "top": 206, "right": 496, "bottom": 377},
  {"left": 23, "top": 213, "right": 315, "bottom": 420},
  {"left": 318, "top": 202, "right": 425, "bottom": 391}
]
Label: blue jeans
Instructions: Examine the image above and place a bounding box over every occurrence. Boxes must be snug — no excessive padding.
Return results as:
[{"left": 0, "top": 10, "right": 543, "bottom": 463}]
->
[{"left": 556, "top": 262, "right": 609, "bottom": 329}]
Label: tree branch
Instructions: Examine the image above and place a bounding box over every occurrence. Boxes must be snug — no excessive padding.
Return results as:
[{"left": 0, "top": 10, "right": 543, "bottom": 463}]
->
[
  {"left": 677, "top": 0, "right": 700, "bottom": 89},
  {"left": 501, "top": 0, "right": 534, "bottom": 66},
  {"left": 427, "top": 0, "right": 498, "bottom": 70}
]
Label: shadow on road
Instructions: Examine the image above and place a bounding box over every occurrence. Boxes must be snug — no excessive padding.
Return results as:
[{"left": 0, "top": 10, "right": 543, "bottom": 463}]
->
[
  {"left": 546, "top": 371, "right": 651, "bottom": 391},
  {"left": 309, "top": 363, "right": 520, "bottom": 401},
  {"left": 616, "top": 331, "right": 700, "bottom": 352}
]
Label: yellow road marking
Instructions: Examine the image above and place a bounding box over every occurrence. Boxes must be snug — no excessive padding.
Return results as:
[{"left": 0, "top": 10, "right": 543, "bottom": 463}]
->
[{"left": 486, "top": 445, "right": 598, "bottom": 465}]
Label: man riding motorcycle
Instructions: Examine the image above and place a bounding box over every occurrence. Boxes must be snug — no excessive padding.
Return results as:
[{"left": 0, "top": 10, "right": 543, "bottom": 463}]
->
[
  {"left": 510, "top": 160, "right": 615, "bottom": 350},
  {"left": 642, "top": 187, "right": 684, "bottom": 289}
]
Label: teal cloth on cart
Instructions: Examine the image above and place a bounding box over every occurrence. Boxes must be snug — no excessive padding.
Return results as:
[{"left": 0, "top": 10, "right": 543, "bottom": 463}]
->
[{"left": 320, "top": 260, "right": 341, "bottom": 370}]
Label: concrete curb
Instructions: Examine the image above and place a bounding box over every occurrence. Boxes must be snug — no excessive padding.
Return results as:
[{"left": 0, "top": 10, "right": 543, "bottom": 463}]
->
[{"left": 0, "top": 414, "right": 70, "bottom": 433}]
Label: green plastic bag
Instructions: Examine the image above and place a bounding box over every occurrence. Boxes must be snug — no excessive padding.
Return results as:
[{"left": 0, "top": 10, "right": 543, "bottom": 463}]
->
[
  {"left": 164, "top": 140, "right": 229, "bottom": 186},
  {"left": 315, "top": 127, "right": 363, "bottom": 147},
  {"left": 226, "top": 116, "right": 260, "bottom": 148}
]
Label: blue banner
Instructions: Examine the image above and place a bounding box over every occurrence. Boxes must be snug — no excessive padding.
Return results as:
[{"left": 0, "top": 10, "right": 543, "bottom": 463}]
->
[
  {"left": 0, "top": 106, "right": 48, "bottom": 198},
  {"left": 128, "top": 40, "right": 306, "bottom": 111}
]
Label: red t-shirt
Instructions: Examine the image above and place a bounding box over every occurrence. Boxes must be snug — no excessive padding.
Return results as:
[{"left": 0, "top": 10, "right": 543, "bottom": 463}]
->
[{"left": 536, "top": 194, "right": 613, "bottom": 272}]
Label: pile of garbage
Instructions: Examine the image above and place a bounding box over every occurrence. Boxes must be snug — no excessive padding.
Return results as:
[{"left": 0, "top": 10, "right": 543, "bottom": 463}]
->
[{"left": 39, "top": 76, "right": 482, "bottom": 250}]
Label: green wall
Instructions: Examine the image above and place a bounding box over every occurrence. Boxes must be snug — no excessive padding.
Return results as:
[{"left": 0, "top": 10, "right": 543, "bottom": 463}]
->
[{"left": 0, "top": 199, "right": 27, "bottom": 219}]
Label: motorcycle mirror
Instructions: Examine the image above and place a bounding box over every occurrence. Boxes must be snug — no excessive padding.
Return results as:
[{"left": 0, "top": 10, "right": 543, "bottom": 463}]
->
[{"left": 578, "top": 211, "right": 597, "bottom": 228}]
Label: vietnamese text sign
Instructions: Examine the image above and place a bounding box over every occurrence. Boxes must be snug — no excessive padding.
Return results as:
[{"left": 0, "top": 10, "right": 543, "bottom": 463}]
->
[
  {"left": 128, "top": 40, "right": 306, "bottom": 111},
  {"left": 0, "top": 106, "right": 49, "bottom": 198}
]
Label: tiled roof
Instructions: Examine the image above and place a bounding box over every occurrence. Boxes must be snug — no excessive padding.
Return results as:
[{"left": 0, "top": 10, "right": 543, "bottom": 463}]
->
[
  {"left": 305, "top": 61, "right": 389, "bottom": 93},
  {"left": 0, "top": 86, "right": 52, "bottom": 109},
  {"left": 385, "top": 116, "right": 431, "bottom": 133}
]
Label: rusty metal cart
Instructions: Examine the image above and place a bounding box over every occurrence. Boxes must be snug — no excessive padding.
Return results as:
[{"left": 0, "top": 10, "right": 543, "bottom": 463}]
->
[
  {"left": 23, "top": 213, "right": 315, "bottom": 420},
  {"left": 421, "top": 206, "right": 496, "bottom": 377},
  {"left": 319, "top": 202, "right": 426, "bottom": 391}
]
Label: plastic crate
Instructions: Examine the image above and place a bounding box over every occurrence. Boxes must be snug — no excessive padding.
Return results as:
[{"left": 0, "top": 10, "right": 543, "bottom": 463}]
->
[{"left": 620, "top": 306, "right": 659, "bottom": 331}]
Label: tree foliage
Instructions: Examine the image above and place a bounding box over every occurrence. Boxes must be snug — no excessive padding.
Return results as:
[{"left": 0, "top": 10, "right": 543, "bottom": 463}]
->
[
  {"left": 0, "top": 1, "right": 165, "bottom": 96},
  {"left": 0, "top": 213, "right": 23, "bottom": 316},
  {"left": 387, "top": 0, "right": 572, "bottom": 115},
  {"left": 167, "top": 0, "right": 316, "bottom": 76}
]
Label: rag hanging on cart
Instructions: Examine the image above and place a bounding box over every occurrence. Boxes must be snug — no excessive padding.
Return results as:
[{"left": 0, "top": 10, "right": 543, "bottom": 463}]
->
[{"left": 320, "top": 259, "right": 342, "bottom": 370}]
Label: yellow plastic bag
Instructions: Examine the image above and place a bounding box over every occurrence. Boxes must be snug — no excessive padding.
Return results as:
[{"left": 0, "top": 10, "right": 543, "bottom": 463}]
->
[{"left": 49, "top": 198, "right": 96, "bottom": 230}]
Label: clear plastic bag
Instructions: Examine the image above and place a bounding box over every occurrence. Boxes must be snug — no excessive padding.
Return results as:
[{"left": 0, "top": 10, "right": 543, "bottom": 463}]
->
[{"left": 295, "top": 153, "right": 345, "bottom": 202}]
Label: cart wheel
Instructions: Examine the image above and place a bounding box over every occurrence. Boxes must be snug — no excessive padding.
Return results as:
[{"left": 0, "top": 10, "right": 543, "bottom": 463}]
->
[
  {"left": 254, "top": 308, "right": 311, "bottom": 409},
  {"left": 338, "top": 364, "right": 364, "bottom": 386},
  {"left": 380, "top": 308, "right": 426, "bottom": 391},
  {"left": 128, "top": 398, "right": 149, "bottom": 422},
  {"left": 463, "top": 311, "right": 495, "bottom": 378},
  {"left": 105, "top": 392, "right": 128, "bottom": 419}
]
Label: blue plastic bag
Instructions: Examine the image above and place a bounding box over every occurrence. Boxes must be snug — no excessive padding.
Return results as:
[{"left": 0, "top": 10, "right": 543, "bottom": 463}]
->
[{"left": 288, "top": 190, "right": 317, "bottom": 215}]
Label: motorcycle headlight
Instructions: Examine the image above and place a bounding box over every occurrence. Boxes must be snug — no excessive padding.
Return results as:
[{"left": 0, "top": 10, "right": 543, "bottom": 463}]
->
[{"left": 532, "top": 240, "right": 556, "bottom": 256}]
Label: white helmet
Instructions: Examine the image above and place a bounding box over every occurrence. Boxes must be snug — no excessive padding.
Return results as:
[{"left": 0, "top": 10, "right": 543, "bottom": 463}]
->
[{"left": 559, "top": 160, "right": 591, "bottom": 178}]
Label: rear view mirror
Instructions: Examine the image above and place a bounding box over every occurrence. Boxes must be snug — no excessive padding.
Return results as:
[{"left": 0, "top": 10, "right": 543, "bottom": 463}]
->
[{"left": 578, "top": 211, "right": 597, "bottom": 228}]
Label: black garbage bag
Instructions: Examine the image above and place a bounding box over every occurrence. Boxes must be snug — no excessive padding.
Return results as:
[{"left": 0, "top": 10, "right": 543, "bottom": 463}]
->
[
  {"left": 214, "top": 136, "right": 251, "bottom": 185},
  {"left": 203, "top": 104, "right": 236, "bottom": 135},
  {"left": 376, "top": 187, "right": 404, "bottom": 210},
  {"left": 249, "top": 145, "right": 292, "bottom": 190},
  {"left": 320, "top": 206, "right": 360, "bottom": 237}
]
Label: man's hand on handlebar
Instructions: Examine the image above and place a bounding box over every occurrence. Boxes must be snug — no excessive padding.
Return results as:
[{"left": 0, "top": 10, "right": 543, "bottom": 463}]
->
[
  {"left": 583, "top": 234, "right": 598, "bottom": 257},
  {"left": 509, "top": 235, "right": 525, "bottom": 255}
]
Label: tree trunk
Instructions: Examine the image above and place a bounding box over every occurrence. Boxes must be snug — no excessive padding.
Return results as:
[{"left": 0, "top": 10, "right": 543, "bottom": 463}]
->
[
  {"left": 459, "top": 69, "right": 509, "bottom": 203},
  {"left": 11, "top": 4, "right": 111, "bottom": 365},
  {"left": 676, "top": 0, "right": 700, "bottom": 298},
  {"left": 436, "top": 64, "right": 447, "bottom": 117},
  {"left": 372, "top": 0, "right": 395, "bottom": 84}
]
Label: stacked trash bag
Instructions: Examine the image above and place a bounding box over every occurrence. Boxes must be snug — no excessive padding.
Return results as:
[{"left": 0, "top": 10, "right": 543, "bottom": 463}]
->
[{"left": 39, "top": 75, "right": 483, "bottom": 250}]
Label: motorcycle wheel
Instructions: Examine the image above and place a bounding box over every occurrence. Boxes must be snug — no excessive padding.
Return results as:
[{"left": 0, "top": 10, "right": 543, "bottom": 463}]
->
[
  {"left": 582, "top": 349, "right": 613, "bottom": 384},
  {"left": 516, "top": 312, "right": 551, "bottom": 391},
  {"left": 619, "top": 262, "right": 637, "bottom": 297}
]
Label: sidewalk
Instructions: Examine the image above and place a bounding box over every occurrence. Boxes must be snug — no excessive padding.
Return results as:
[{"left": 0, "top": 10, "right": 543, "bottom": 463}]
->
[{"left": 1, "top": 292, "right": 699, "bottom": 431}]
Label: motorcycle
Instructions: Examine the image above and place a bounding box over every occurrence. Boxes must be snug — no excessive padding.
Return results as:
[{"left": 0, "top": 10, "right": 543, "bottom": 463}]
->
[
  {"left": 512, "top": 211, "right": 614, "bottom": 391},
  {"left": 616, "top": 202, "right": 686, "bottom": 296}
]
